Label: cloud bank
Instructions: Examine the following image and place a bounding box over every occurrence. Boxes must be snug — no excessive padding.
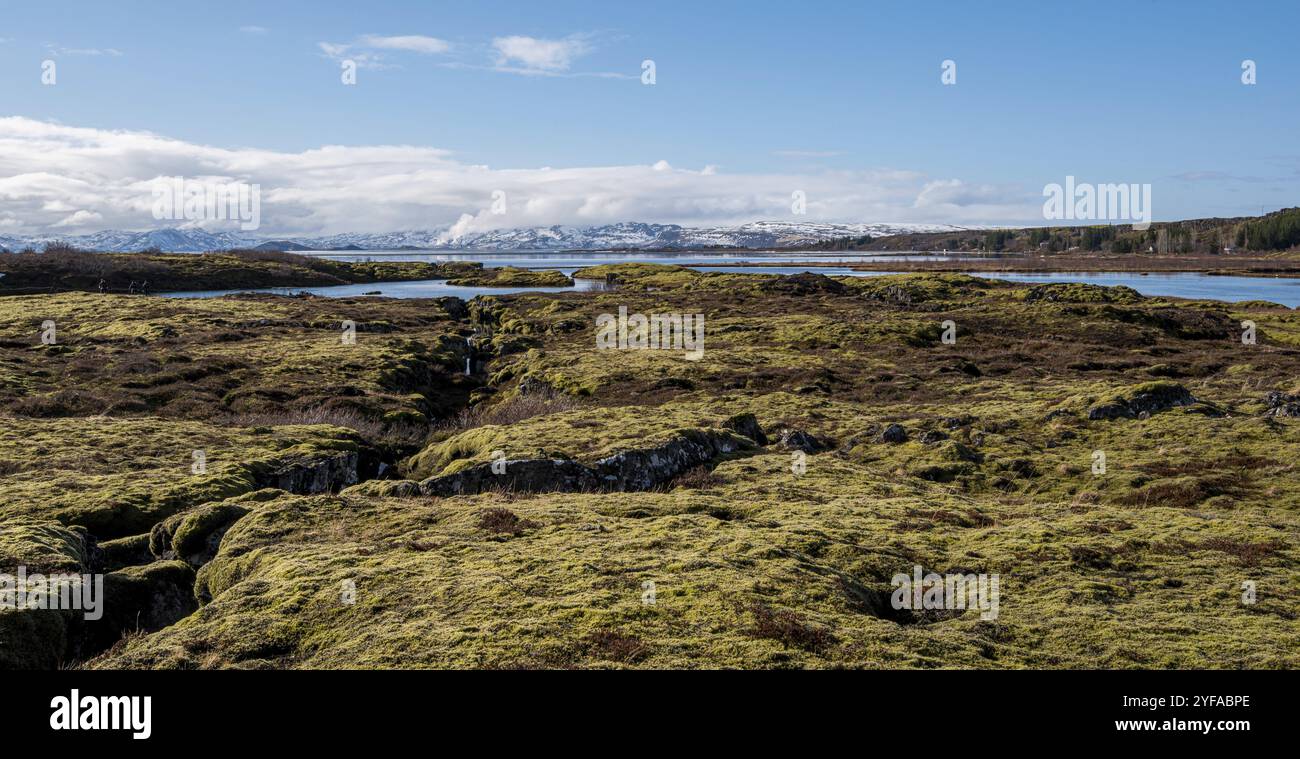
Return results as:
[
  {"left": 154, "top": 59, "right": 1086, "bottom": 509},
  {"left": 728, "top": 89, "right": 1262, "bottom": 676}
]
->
[{"left": 0, "top": 117, "right": 1037, "bottom": 237}]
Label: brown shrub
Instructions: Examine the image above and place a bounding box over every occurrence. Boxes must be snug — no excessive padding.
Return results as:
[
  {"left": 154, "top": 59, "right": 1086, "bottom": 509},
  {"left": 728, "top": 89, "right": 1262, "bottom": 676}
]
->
[
  {"left": 747, "top": 601, "right": 836, "bottom": 653},
  {"left": 664, "top": 465, "right": 725, "bottom": 490},
  {"left": 1116, "top": 473, "right": 1247, "bottom": 509},
  {"left": 440, "top": 390, "right": 581, "bottom": 433},
  {"left": 1197, "top": 537, "right": 1287, "bottom": 567},
  {"left": 1140, "top": 454, "right": 1273, "bottom": 478},
  {"left": 477, "top": 507, "right": 539, "bottom": 536},
  {"left": 221, "top": 407, "right": 428, "bottom": 447},
  {"left": 582, "top": 630, "right": 649, "bottom": 663}
]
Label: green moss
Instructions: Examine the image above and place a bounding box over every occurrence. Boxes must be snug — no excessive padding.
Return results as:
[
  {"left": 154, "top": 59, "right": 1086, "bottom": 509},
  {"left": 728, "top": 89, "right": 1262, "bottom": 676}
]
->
[
  {"left": 446, "top": 267, "right": 572, "bottom": 287},
  {"left": 170, "top": 502, "right": 253, "bottom": 562},
  {"left": 2, "top": 266, "right": 1294, "bottom": 669},
  {"left": 0, "top": 291, "right": 469, "bottom": 423},
  {"left": 0, "top": 417, "right": 369, "bottom": 537},
  {"left": 0, "top": 519, "right": 91, "bottom": 574}
]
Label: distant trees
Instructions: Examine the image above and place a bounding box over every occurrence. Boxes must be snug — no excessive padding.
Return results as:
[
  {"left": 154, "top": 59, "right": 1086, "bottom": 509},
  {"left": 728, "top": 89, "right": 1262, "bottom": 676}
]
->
[
  {"left": 1236, "top": 208, "right": 1300, "bottom": 251},
  {"left": 792, "top": 209, "right": 1300, "bottom": 254},
  {"left": 983, "top": 230, "right": 1012, "bottom": 250}
]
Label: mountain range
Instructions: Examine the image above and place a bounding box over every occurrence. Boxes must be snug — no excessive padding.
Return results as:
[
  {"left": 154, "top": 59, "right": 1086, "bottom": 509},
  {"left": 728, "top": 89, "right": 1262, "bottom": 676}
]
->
[{"left": 0, "top": 221, "right": 972, "bottom": 253}]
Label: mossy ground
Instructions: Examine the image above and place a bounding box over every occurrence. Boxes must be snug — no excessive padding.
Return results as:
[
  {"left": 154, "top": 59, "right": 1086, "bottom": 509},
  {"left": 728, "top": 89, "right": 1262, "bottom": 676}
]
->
[
  {"left": 6, "top": 262, "right": 1297, "bottom": 668},
  {"left": 0, "top": 249, "right": 480, "bottom": 293},
  {"left": 444, "top": 266, "right": 572, "bottom": 287},
  {"left": 0, "top": 291, "right": 472, "bottom": 423},
  {"left": 0, "top": 417, "right": 367, "bottom": 537},
  {"left": 91, "top": 450, "right": 1296, "bottom": 668}
]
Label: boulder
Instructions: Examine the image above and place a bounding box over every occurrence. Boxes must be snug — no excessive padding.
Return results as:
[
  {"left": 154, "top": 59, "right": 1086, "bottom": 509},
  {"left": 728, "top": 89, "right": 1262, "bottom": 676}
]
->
[
  {"left": 919, "top": 429, "right": 948, "bottom": 445},
  {"left": 1265, "top": 391, "right": 1300, "bottom": 418},
  {"left": 722, "top": 413, "right": 768, "bottom": 445},
  {"left": 1088, "top": 382, "right": 1195, "bottom": 421},
  {"left": 878, "top": 424, "right": 909, "bottom": 444},
  {"left": 776, "top": 428, "right": 824, "bottom": 453}
]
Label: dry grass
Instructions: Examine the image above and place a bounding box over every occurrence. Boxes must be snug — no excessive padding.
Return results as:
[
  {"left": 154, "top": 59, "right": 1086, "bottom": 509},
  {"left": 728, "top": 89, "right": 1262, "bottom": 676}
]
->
[
  {"left": 439, "top": 390, "right": 582, "bottom": 433},
  {"left": 476, "top": 507, "right": 539, "bottom": 536},
  {"left": 746, "top": 602, "right": 836, "bottom": 653},
  {"left": 222, "top": 407, "right": 428, "bottom": 446}
]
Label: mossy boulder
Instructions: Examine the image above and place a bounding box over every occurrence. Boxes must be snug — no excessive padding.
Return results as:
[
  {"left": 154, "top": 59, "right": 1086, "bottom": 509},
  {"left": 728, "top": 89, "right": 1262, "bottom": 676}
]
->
[
  {"left": 1088, "top": 381, "right": 1196, "bottom": 421},
  {"left": 1024, "top": 282, "right": 1144, "bottom": 304}
]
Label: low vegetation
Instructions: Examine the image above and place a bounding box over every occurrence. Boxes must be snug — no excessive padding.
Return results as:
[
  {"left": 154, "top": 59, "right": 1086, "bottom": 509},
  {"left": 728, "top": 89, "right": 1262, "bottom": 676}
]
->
[
  {"left": 0, "top": 246, "right": 571, "bottom": 294},
  {"left": 2, "top": 257, "right": 1296, "bottom": 668}
]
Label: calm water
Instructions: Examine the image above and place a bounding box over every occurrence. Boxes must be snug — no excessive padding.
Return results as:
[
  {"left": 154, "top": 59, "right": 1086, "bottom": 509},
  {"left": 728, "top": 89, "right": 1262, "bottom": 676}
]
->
[
  {"left": 166, "top": 276, "right": 611, "bottom": 300},
  {"left": 955, "top": 271, "right": 1300, "bottom": 306},
  {"left": 164, "top": 252, "right": 1300, "bottom": 307},
  {"left": 695, "top": 267, "right": 1300, "bottom": 307}
]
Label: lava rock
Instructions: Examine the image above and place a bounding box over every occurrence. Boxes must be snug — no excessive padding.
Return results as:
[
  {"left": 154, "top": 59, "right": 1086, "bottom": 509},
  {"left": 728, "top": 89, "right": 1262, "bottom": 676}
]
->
[
  {"left": 1087, "top": 383, "right": 1196, "bottom": 421},
  {"left": 722, "top": 413, "right": 768, "bottom": 445},
  {"left": 919, "top": 429, "right": 949, "bottom": 445},
  {"left": 1265, "top": 391, "right": 1300, "bottom": 418},
  {"left": 759, "top": 272, "right": 848, "bottom": 296},
  {"left": 776, "top": 428, "right": 824, "bottom": 453},
  {"left": 878, "top": 424, "right": 909, "bottom": 444}
]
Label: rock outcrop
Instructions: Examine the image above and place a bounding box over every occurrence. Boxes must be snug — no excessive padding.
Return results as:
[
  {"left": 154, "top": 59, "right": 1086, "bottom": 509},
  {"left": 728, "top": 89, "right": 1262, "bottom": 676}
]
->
[
  {"left": 878, "top": 423, "right": 909, "bottom": 444},
  {"left": 775, "top": 428, "right": 826, "bottom": 453},
  {"left": 1265, "top": 391, "right": 1300, "bottom": 418},
  {"left": 1087, "top": 382, "right": 1196, "bottom": 421},
  {"left": 256, "top": 451, "right": 362, "bottom": 493},
  {"left": 420, "top": 428, "right": 755, "bottom": 497},
  {"left": 722, "top": 413, "right": 768, "bottom": 445},
  {"left": 81, "top": 562, "right": 198, "bottom": 654}
]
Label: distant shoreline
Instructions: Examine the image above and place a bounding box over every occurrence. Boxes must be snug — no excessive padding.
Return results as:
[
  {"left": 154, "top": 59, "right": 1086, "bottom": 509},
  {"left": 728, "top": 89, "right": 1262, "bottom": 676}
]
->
[{"left": 303, "top": 248, "right": 1300, "bottom": 278}]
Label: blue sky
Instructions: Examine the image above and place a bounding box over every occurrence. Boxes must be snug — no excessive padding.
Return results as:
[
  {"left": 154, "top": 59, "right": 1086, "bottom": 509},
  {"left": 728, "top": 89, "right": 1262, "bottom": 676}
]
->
[{"left": 1, "top": 0, "right": 1298, "bottom": 236}]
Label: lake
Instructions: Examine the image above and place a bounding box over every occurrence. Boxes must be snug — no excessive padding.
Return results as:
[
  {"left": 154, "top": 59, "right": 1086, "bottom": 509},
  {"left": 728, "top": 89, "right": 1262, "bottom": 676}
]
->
[{"left": 164, "top": 251, "right": 1300, "bottom": 307}]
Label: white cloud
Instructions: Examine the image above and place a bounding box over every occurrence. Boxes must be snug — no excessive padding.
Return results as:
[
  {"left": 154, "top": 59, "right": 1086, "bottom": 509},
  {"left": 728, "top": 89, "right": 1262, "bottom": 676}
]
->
[
  {"left": 0, "top": 117, "right": 1037, "bottom": 237},
  {"left": 317, "top": 42, "right": 349, "bottom": 58},
  {"left": 53, "top": 210, "right": 103, "bottom": 227},
  {"left": 359, "top": 34, "right": 449, "bottom": 54},
  {"left": 46, "top": 46, "right": 123, "bottom": 57},
  {"left": 913, "top": 179, "right": 1009, "bottom": 208},
  {"left": 491, "top": 35, "right": 589, "bottom": 73},
  {"left": 316, "top": 41, "right": 393, "bottom": 70},
  {"left": 317, "top": 35, "right": 449, "bottom": 70},
  {"left": 317, "top": 31, "right": 627, "bottom": 79},
  {"left": 240, "top": 26, "right": 269, "bottom": 35}
]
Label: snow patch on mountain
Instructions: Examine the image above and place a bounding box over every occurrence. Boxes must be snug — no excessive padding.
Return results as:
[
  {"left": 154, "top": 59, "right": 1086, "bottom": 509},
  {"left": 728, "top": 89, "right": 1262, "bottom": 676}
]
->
[{"left": 0, "top": 221, "right": 975, "bottom": 253}]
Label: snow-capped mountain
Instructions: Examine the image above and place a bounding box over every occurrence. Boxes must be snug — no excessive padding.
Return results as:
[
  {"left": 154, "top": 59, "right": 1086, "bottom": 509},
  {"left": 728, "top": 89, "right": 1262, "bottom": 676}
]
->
[
  {"left": 443, "top": 221, "right": 969, "bottom": 250},
  {"left": 0, "top": 228, "right": 249, "bottom": 253},
  {"left": 0, "top": 221, "right": 973, "bottom": 253}
]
